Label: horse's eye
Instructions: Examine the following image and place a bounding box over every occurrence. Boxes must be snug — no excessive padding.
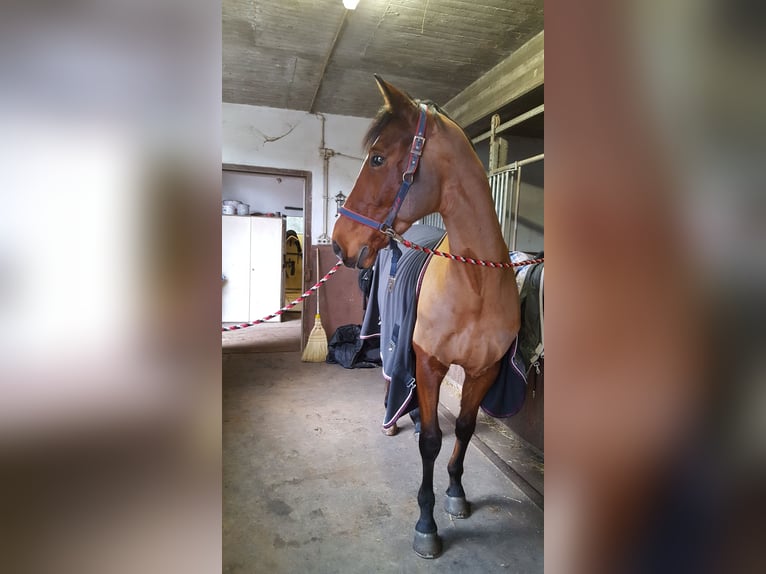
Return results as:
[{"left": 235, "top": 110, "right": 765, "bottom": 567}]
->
[{"left": 370, "top": 154, "right": 385, "bottom": 167}]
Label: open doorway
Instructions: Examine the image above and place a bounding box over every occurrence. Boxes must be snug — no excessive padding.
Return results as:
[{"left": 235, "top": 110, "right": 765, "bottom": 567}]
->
[{"left": 221, "top": 164, "right": 312, "bottom": 351}]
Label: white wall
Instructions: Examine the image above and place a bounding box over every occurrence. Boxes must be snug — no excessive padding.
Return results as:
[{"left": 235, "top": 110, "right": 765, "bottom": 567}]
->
[
  {"left": 222, "top": 170, "right": 304, "bottom": 216},
  {"left": 222, "top": 103, "right": 372, "bottom": 245}
]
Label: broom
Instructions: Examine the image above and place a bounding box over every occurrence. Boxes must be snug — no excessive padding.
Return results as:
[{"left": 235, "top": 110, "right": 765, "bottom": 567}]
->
[{"left": 301, "top": 248, "right": 328, "bottom": 362}]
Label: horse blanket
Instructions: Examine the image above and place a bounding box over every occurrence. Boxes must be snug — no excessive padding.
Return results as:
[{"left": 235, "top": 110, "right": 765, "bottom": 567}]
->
[{"left": 361, "top": 224, "right": 543, "bottom": 428}]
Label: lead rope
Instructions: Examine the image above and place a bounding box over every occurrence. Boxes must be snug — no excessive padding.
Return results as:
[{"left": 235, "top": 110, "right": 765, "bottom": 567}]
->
[
  {"left": 223, "top": 240, "right": 543, "bottom": 332},
  {"left": 387, "top": 231, "right": 544, "bottom": 268},
  {"left": 222, "top": 261, "right": 343, "bottom": 332}
]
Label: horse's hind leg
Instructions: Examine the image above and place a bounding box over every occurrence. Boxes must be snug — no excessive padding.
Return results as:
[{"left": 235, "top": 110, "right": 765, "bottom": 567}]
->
[
  {"left": 444, "top": 363, "right": 502, "bottom": 519},
  {"left": 411, "top": 343, "right": 448, "bottom": 559}
]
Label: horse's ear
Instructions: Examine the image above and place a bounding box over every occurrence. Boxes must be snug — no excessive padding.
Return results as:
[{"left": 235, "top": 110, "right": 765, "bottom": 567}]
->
[{"left": 374, "top": 75, "right": 417, "bottom": 117}]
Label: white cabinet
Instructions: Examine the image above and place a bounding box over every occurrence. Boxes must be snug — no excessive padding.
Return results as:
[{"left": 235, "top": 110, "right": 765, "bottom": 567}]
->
[{"left": 222, "top": 215, "right": 285, "bottom": 322}]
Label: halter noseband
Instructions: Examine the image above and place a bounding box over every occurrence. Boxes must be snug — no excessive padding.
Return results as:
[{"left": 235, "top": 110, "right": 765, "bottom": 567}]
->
[{"left": 338, "top": 103, "right": 428, "bottom": 237}]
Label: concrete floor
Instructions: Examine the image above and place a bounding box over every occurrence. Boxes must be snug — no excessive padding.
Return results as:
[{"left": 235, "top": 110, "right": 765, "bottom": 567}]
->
[
  {"left": 223, "top": 316, "right": 543, "bottom": 573},
  {"left": 222, "top": 312, "right": 303, "bottom": 354}
]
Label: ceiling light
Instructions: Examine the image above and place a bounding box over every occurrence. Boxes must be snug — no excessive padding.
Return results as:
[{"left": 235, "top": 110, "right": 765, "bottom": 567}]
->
[{"left": 343, "top": 0, "right": 360, "bottom": 9}]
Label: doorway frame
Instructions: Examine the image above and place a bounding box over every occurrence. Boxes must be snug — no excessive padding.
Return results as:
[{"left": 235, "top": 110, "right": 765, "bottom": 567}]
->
[{"left": 222, "top": 163, "right": 313, "bottom": 348}]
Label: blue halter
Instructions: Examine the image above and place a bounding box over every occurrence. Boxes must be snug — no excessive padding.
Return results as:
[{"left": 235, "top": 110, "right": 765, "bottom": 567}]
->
[{"left": 338, "top": 103, "right": 428, "bottom": 237}]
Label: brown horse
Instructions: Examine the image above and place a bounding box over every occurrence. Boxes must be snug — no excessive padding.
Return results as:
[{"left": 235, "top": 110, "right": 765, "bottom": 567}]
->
[{"left": 332, "top": 76, "right": 521, "bottom": 558}]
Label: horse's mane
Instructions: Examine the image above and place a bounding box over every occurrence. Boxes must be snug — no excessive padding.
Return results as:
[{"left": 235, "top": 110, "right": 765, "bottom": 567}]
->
[
  {"left": 362, "top": 106, "right": 392, "bottom": 152},
  {"left": 362, "top": 98, "right": 474, "bottom": 152}
]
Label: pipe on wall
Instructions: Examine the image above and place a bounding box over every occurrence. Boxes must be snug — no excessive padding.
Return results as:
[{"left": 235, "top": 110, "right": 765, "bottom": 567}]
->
[
  {"left": 314, "top": 113, "right": 365, "bottom": 245},
  {"left": 472, "top": 105, "right": 545, "bottom": 145},
  {"left": 316, "top": 112, "right": 332, "bottom": 244}
]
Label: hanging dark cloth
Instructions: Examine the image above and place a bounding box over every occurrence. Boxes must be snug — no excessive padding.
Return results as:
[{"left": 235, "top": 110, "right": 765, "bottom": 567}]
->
[
  {"left": 360, "top": 224, "right": 446, "bottom": 429},
  {"left": 326, "top": 324, "right": 381, "bottom": 369}
]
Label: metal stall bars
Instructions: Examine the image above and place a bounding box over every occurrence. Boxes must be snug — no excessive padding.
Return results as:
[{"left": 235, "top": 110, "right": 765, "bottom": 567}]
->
[
  {"left": 488, "top": 153, "right": 544, "bottom": 251},
  {"left": 419, "top": 105, "right": 544, "bottom": 252},
  {"left": 483, "top": 108, "right": 544, "bottom": 252},
  {"left": 419, "top": 211, "right": 444, "bottom": 230}
]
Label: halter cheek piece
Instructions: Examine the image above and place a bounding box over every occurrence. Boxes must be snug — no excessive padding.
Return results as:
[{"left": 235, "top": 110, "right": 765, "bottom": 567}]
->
[{"left": 338, "top": 103, "right": 428, "bottom": 237}]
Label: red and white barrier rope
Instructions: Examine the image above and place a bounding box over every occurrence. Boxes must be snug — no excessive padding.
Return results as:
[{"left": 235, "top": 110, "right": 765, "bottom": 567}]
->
[
  {"left": 222, "top": 239, "right": 543, "bottom": 332},
  {"left": 222, "top": 260, "right": 343, "bottom": 332}
]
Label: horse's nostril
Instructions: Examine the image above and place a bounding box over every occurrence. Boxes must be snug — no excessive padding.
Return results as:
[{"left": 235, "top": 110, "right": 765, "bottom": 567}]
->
[{"left": 332, "top": 241, "right": 344, "bottom": 260}]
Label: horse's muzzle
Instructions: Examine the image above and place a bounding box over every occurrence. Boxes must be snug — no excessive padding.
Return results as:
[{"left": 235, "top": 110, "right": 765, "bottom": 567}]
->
[
  {"left": 332, "top": 240, "right": 344, "bottom": 262},
  {"left": 332, "top": 241, "right": 370, "bottom": 269}
]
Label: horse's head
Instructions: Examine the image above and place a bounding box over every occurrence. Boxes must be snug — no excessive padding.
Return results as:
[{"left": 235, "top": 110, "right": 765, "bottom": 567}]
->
[{"left": 332, "top": 76, "right": 445, "bottom": 268}]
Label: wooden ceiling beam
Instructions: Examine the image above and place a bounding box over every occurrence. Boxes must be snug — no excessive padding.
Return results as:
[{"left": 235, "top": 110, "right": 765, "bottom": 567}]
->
[
  {"left": 443, "top": 30, "right": 544, "bottom": 130},
  {"left": 309, "top": 10, "right": 349, "bottom": 114}
]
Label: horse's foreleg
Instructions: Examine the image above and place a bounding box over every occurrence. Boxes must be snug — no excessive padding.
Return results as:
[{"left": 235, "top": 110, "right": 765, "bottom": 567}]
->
[
  {"left": 411, "top": 343, "right": 448, "bottom": 559},
  {"left": 445, "top": 363, "right": 501, "bottom": 519},
  {"left": 409, "top": 408, "right": 421, "bottom": 434}
]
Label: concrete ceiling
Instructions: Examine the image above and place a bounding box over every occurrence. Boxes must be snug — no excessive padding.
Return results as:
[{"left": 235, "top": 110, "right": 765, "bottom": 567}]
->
[{"left": 223, "top": 0, "right": 543, "bottom": 129}]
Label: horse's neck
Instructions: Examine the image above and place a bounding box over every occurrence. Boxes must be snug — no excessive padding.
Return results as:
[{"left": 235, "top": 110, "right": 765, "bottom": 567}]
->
[
  {"left": 439, "top": 173, "right": 508, "bottom": 263},
  {"left": 415, "top": 167, "right": 518, "bottom": 372}
]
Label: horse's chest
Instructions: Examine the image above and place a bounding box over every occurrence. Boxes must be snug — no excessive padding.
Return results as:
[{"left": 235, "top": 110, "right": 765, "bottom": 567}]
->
[{"left": 413, "top": 299, "right": 516, "bottom": 375}]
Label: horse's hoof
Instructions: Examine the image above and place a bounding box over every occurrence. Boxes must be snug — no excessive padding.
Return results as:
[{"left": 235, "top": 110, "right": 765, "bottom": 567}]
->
[
  {"left": 413, "top": 531, "right": 442, "bottom": 559},
  {"left": 381, "top": 423, "right": 398, "bottom": 436},
  {"left": 444, "top": 495, "right": 471, "bottom": 518}
]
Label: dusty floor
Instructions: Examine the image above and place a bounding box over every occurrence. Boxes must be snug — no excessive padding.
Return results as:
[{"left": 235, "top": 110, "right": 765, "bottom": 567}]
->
[
  {"left": 223, "top": 316, "right": 543, "bottom": 573},
  {"left": 222, "top": 312, "right": 302, "bottom": 354}
]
